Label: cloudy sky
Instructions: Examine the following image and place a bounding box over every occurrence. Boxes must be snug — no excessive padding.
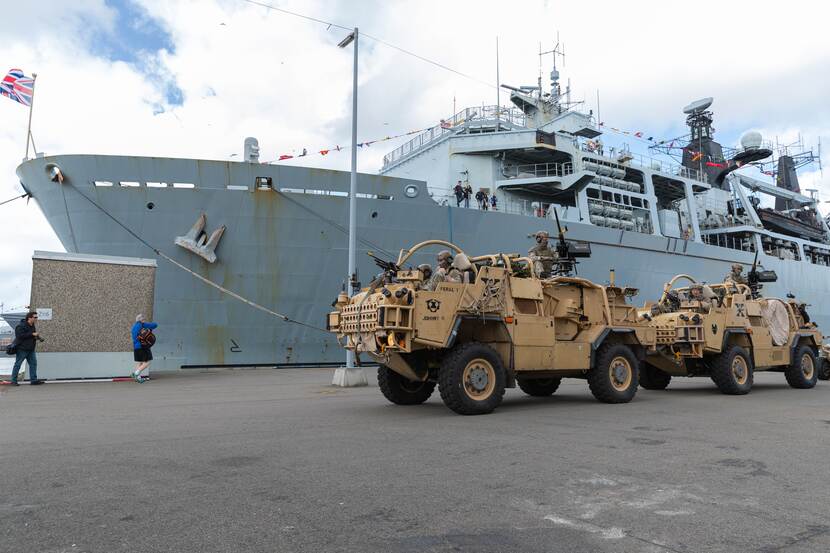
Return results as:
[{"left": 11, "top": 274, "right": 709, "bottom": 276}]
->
[{"left": 1, "top": 0, "right": 828, "bottom": 320}]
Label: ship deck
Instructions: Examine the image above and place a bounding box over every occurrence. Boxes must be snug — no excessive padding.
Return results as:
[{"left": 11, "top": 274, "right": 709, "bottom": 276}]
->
[{"left": 3, "top": 369, "right": 830, "bottom": 552}]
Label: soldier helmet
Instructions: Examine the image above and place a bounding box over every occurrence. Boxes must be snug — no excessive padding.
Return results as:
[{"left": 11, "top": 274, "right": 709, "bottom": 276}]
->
[
  {"left": 437, "top": 250, "right": 453, "bottom": 262},
  {"left": 731, "top": 263, "right": 743, "bottom": 271},
  {"left": 417, "top": 263, "right": 432, "bottom": 275},
  {"left": 534, "top": 231, "right": 550, "bottom": 239}
]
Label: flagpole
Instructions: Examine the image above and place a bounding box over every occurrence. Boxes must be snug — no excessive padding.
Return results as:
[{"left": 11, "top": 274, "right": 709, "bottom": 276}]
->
[{"left": 25, "top": 73, "right": 37, "bottom": 160}]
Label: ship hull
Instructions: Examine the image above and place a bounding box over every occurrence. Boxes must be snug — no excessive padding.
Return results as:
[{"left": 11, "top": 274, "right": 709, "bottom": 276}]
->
[{"left": 18, "top": 155, "right": 830, "bottom": 369}]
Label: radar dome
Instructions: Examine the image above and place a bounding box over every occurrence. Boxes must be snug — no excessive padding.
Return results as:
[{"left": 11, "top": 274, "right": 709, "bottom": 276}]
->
[{"left": 740, "top": 131, "right": 763, "bottom": 151}]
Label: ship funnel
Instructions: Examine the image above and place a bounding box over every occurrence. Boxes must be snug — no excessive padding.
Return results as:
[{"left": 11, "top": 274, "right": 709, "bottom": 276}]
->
[{"left": 244, "top": 137, "right": 260, "bottom": 163}]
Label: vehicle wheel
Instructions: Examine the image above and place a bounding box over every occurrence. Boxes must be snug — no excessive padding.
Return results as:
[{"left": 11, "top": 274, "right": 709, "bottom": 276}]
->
[
  {"left": 710, "top": 345, "right": 753, "bottom": 395},
  {"left": 639, "top": 363, "right": 672, "bottom": 390},
  {"left": 377, "top": 365, "right": 436, "bottom": 405},
  {"left": 819, "top": 357, "right": 830, "bottom": 381},
  {"left": 785, "top": 345, "right": 819, "bottom": 389},
  {"left": 588, "top": 343, "right": 639, "bottom": 403},
  {"left": 438, "top": 342, "right": 506, "bottom": 415},
  {"left": 517, "top": 377, "right": 561, "bottom": 397}
]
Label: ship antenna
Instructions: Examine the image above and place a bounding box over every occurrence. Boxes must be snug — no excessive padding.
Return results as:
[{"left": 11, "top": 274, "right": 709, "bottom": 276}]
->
[{"left": 495, "top": 36, "right": 501, "bottom": 130}]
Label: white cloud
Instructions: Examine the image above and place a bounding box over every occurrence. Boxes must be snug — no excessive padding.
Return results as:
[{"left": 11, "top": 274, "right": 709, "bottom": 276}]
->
[{"left": 0, "top": 0, "right": 828, "bottom": 315}]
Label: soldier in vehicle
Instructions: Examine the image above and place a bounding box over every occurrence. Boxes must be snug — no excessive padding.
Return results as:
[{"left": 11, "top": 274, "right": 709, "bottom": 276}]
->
[
  {"left": 425, "top": 251, "right": 462, "bottom": 290},
  {"left": 528, "top": 231, "right": 557, "bottom": 277},
  {"left": 688, "top": 284, "right": 712, "bottom": 310},
  {"left": 416, "top": 263, "right": 433, "bottom": 290},
  {"left": 724, "top": 263, "right": 747, "bottom": 285}
]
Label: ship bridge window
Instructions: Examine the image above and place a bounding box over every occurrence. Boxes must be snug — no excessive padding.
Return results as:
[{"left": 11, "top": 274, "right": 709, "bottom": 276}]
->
[
  {"left": 94, "top": 181, "right": 113, "bottom": 187},
  {"left": 601, "top": 191, "right": 612, "bottom": 202},
  {"left": 173, "top": 182, "right": 196, "bottom": 189},
  {"left": 631, "top": 198, "right": 643, "bottom": 208},
  {"left": 227, "top": 185, "right": 248, "bottom": 191},
  {"left": 119, "top": 181, "right": 140, "bottom": 187},
  {"left": 587, "top": 188, "right": 599, "bottom": 199},
  {"left": 146, "top": 182, "right": 168, "bottom": 188},
  {"left": 255, "top": 177, "right": 273, "bottom": 190}
]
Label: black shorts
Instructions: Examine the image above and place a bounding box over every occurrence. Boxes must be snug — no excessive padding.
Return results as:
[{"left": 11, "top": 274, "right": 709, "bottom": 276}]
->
[{"left": 133, "top": 348, "right": 153, "bottom": 362}]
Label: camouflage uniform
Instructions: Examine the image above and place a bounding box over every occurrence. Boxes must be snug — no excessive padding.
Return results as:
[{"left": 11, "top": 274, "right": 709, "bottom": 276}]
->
[
  {"left": 417, "top": 264, "right": 433, "bottom": 291},
  {"left": 724, "top": 263, "right": 747, "bottom": 285},
  {"left": 528, "top": 231, "right": 557, "bottom": 276},
  {"left": 424, "top": 251, "right": 461, "bottom": 290},
  {"left": 688, "top": 285, "right": 712, "bottom": 310}
]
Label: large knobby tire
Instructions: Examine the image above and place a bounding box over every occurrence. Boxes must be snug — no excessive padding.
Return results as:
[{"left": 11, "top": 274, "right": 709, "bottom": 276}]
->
[
  {"left": 785, "top": 345, "right": 819, "bottom": 389},
  {"left": 710, "top": 345, "right": 753, "bottom": 395},
  {"left": 377, "top": 365, "right": 436, "bottom": 405},
  {"left": 438, "top": 342, "right": 506, "bottom": 415},
  {"left": 819, "top": 357, "right": 830, "bottom": 381},
  {"left": 639, "top": 363, "right": 672, "bottom": 390},
  {"left": 517, "top": 377, "right": 561, "bottom": 397},
  {"left": 588, "top": 343, "right": 639, "bottom": 403}
]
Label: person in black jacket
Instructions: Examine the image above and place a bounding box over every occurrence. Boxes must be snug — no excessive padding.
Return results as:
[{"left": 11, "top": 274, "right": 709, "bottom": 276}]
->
[{"left": 9, "top": 312, "right": 43, "bottom": 386}]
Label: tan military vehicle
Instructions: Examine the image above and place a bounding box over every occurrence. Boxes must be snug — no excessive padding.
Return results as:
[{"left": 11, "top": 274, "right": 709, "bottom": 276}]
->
[
  {"left": 328, "top": 239, "right": 656, "bottom": 415},
  {"left": 640, "top": 271, "right": 822, "bottom": 394},
  {"left": 816, "top": 344, "right": 830, "bottom": 381}
]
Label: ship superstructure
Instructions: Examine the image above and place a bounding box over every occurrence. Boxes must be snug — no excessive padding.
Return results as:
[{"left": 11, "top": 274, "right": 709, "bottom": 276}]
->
[
  {"left": 380, "top": 66, "right": 829, "bottom": 272},
  {"left": 15, "top": 54, "right": 828, "bottom": 369}
]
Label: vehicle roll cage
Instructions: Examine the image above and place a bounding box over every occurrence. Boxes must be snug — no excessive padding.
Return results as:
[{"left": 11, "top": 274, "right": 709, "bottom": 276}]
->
[{"left": 658, "top": 273, "right": 752, "bottom": 307}]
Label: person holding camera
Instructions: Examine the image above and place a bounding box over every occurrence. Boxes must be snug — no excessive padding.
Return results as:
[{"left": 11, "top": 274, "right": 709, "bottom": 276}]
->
[
  {"left": 131, "top": 314, "right": 158, "bottom": 383},
  {"left": 8, "top": 311, "right": 44, "bottom": 386}
]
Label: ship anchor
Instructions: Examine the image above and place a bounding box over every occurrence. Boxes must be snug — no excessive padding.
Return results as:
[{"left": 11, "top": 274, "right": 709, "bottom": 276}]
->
[{"left": 174, "top": 213, "right": 226, "bottom": 263}]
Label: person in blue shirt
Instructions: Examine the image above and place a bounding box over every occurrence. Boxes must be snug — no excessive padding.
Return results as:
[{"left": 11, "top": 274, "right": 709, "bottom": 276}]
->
[{"left": 131, "top": 314, "right": 158, "bottom": 383}]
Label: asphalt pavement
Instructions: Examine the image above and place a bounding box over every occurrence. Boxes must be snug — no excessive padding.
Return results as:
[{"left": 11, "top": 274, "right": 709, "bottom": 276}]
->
[{"left": 1, "top": 368, "right": 829, "bottom": 553}]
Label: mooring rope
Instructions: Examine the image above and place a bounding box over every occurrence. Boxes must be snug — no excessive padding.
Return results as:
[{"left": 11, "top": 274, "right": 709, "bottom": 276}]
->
[{"left": 0, "top": 192, "right": 30, "bottom": 207}]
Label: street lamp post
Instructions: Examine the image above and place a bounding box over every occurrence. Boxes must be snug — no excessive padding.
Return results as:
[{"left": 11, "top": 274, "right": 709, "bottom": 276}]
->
[{"left": 332, "top": 27, "right": 368, "bottom": 387}]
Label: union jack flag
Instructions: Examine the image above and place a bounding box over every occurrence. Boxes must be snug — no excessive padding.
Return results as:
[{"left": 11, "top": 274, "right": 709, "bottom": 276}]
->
[{"left": 0, "top": 69, "right": 35, "bottom": 106}]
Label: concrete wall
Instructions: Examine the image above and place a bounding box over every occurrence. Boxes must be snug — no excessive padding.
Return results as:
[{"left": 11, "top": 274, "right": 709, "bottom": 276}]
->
[{"left": 27, "top": 251, "right": 156, "bottom": 378}]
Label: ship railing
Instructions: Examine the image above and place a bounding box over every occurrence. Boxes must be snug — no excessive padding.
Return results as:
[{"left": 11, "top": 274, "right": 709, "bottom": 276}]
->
[
  {"left": 500, "top": 199, "right": 563, "bottom": 219},
  {"left": 501, "top": 161, "right": 574, "bottom": 179},
  {"left": 383, "top": 105, "right": 528, "bottom": 168},
  {"left": 429, "top": 190, "right": 580, "bottom": 223},
  {"left": 701, "top": 232, "right": 756, "bottom": 252},
  {"left": 575, "top": 139, "right": 709, "bottom": 184}
]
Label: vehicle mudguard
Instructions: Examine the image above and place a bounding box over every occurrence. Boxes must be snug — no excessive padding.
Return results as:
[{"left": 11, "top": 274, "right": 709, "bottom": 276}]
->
[
  {"left": 721, "top": 329, "right": 754, "bottom": 366},
  {"left": 790, "top": 333, "right": 818, "bottom": 360},
  {"left": 590, "top": 328, "right": 640, "bottom": 368}
]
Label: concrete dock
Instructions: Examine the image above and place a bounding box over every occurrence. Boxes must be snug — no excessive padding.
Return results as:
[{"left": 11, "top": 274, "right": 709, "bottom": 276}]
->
[{"left": 1, "top": 368, "right": 829, "bottom": 552}]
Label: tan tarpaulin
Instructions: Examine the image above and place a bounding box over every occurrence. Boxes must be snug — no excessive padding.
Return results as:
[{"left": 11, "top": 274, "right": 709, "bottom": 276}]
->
[{"left": 761, "top": 299, "right": 790, "bottom": 346}]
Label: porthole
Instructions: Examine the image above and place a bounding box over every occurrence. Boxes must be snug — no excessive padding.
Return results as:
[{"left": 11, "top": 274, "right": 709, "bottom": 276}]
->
[
  {"left": 146, "top": 202, "right": 155, "bottom": 210},
  {"left": 371, "top": 211, "right": 378, "bottom": 218},
  {"left": 404, "top": 184, "right": 419, "bottom": 198}
]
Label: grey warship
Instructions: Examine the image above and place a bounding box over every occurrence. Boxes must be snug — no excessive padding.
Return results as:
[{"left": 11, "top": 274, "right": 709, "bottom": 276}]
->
[{"left": 16, "top": 65, "right": 828, "bottom": 370}]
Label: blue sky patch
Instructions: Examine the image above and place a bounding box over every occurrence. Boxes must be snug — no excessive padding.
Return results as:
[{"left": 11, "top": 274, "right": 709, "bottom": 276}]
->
[{"left": 87, "top": 0, "right": 184, "bottom": 107}]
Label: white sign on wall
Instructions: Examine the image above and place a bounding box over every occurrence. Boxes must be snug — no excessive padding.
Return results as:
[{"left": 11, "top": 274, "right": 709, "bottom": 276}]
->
[{"left": 36, "top": 308, "right": 53, "bottom": 321}]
